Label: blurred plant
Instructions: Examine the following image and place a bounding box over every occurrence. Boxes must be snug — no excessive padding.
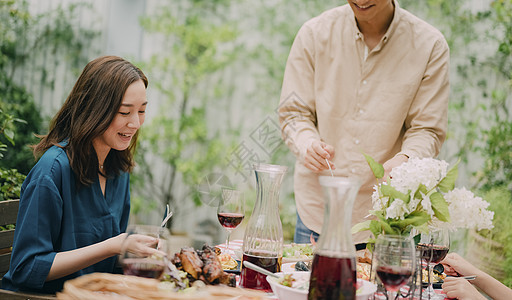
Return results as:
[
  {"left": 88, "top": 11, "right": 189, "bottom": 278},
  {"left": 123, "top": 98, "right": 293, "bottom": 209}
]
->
[
  {"left": 132, "top": 0, "right": 243, "bottom": 229},
  {"left": 0, "top": 0, "right": 98, "bottom": 174},
  {"left": 0, "top": 106, "right": 26, "bottom": 201}
]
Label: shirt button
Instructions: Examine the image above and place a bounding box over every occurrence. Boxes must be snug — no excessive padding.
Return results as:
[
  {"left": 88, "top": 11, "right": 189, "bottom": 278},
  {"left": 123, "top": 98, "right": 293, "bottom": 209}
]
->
[
  {"left": 354, "top": 139, "right": 360, "bottom": 145},
  {"left": 359, "top": 109, "right": 364, "bottom": 114},
  {"left": 351, "top": 168, "right": 357, "bottom": 173},
  {"left": 363, "top": 80, "right": 368, "bottom": 85}
]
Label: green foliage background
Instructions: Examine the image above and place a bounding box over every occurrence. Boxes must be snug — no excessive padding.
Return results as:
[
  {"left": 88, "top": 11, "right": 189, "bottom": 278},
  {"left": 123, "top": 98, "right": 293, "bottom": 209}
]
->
[{"left": 0, "top": 0, "right": 98, "bottom": 178}]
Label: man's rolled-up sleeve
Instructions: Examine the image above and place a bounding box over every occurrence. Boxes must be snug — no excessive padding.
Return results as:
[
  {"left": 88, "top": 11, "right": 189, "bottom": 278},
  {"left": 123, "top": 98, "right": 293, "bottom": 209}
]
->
[
  {"left": 401, "top": 37, "right": 450, "bottom": 158},
  {"left": 278, "top": 24, "right": 321, "bottom": 161}
]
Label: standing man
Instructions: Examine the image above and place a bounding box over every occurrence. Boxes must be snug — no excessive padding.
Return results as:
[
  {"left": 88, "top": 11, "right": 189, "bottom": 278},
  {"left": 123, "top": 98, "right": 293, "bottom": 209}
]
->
[{"left": 278, "top": 0, "right": 449, "bottom": 244}]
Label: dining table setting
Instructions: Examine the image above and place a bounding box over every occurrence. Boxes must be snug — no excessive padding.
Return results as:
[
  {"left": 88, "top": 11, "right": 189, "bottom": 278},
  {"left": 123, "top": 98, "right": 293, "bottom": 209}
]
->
[
  {"left": 33, "top": 238, "right": 450, "bottom": 300},
  {"left": 2, "top": 158, "right": 493, "bottom": 300}
]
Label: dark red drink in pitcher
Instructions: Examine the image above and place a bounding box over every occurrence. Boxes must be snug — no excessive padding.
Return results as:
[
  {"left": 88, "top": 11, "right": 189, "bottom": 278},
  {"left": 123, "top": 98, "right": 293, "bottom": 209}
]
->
[
  {"left": 308, "top": 176, "right": 361, "bottom": 300},
  {"left": 309, "top": 254, "right": 356, "bottom": 300},
  {"left": 240, "top": 251, "right": 281, "bottom": 291},
  {"left": 241, "top": 164, "right": 288, "bottom": 291}
]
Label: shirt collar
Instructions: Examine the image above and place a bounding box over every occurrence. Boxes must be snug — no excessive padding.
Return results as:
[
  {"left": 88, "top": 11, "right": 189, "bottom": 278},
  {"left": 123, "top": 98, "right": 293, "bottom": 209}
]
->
[{"left": 353, "top": 0, "right": 402, "bottom": 45}]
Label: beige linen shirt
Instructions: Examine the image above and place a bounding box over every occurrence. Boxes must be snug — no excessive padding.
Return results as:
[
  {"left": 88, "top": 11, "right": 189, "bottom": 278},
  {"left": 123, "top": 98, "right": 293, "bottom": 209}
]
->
[{"left": 278, "top": 2, "right": 449, "bottom": 243}]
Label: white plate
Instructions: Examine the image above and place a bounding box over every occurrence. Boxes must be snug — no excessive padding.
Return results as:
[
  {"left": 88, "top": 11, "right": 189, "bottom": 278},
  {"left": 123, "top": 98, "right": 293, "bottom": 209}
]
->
[
  {"left": 281, "top": 262, "right": 296, "bottom": 272},
  {"left": 267, "top": 271, "right": 376, "bottom": 300}
]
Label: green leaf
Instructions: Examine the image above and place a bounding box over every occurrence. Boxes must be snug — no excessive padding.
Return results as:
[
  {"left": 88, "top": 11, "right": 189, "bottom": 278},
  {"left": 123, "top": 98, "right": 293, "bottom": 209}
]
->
[
  {"left": 414, "top": 184, "right": 428, "bottom": 199},
  {"left": 438, "top": 159, "right": 460, "bottom": 192},
  {"left": 389, "top": 211, "right": 430, "bottom": 230},
  {"left": 374, "top": 216, "right": 396, "bottom": 235},
  {"left": 351, "top": 220, "right": 372, "bottom": 234},
  {"left": 369, "top": 220, "right": 382, "bottom": 238},
  {"left": 407, "top": 210, "right": 432, "bottom": 226},
  {"left": 430, "top": 192, "right": 451, "bottom": 222},
  {"left": 381, "top": 184, "right": 409, "bottom": 202},
  {"left": 363, "top": 153, "right": 384, "bottom": 179},
  {"left": 413, "top": 233, "right": 421, "bottom": 245},
  {"left": 4, "top": 129, "right": 15, "bottom": 145}
]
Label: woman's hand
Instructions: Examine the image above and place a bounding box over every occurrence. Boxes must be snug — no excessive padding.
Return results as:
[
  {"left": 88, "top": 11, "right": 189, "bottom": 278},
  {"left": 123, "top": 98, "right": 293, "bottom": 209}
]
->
[
  {"left": 119, "top": 233, "right": 167, "bottom": 258},
  {"left": 48, "top": 233, "right": 166, "bottom": 281},
  {"left": 302, "top": 140, "right": 335, "bottom": 172},
  {"left": 441, "top": 253, "right": 481, "bottom": 277},
  {"left": 440, "top": 253, "right": 512, "bottom": 300},
  {"left": 442, "top": 277, "right": 486, "bottom": 300}
]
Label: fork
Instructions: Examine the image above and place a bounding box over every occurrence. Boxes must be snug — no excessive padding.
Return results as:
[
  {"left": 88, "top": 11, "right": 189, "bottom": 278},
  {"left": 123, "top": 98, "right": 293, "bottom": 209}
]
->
[{"left": 157, "top": 204, "right": 173, "bottom": 244}]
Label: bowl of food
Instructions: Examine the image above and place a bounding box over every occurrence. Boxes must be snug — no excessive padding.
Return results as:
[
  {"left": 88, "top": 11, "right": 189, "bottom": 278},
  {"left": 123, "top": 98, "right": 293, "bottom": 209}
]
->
[
  {"left": 267, "top": 271, "right": 309, "bottom": 300},
  {"left": 267, "top": 271, "right": 377, "bottom": 300}
]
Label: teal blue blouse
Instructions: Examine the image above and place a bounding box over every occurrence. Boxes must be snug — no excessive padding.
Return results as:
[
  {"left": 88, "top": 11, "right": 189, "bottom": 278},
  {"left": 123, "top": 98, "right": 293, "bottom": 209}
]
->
[{"left": 1, "top": 145, "right": 130, "bottom": 293}]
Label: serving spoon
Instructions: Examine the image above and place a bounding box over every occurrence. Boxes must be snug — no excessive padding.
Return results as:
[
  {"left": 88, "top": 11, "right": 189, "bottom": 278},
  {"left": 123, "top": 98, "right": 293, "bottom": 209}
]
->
[{"left": 243, "top": 261, "right": 279, "bottom": 278}]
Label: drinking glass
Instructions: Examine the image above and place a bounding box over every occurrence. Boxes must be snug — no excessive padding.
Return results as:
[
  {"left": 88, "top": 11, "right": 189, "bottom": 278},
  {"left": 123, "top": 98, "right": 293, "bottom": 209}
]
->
[
  {"left": 118, "top": 226, "right": 167, "bottom": 279},
  {"left": 417, "top": 229, "right": 450, "bottom": 300},
  {"left": 374, "top": 235, "right": 416, "bottom": 300},
  {"left": 217, "top": 188, "right": 245, "bottom": 254}
]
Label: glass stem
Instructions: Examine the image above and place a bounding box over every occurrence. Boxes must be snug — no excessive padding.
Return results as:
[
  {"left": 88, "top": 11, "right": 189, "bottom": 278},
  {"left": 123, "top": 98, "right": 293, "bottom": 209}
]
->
[
  {"left": 428, "top": 263, "right": 435, "bottom": 297},
  {"left": 225, "top": 231, "right": 231, "bottom": 253}
]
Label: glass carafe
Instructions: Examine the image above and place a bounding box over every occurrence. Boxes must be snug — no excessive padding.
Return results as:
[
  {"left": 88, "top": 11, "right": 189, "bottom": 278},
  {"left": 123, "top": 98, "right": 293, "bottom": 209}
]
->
[
  {"left": 240, "top": 163, "right": 287, "bottom": 291},
  {"left": 308, "top": 176, "right": 361, "bottom": 300}
]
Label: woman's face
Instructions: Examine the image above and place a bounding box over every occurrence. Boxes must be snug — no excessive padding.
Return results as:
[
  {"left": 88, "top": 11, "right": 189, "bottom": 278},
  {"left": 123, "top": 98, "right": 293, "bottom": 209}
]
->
[{"left": 93, "top": 79, "right": 147, "bottom": 156}]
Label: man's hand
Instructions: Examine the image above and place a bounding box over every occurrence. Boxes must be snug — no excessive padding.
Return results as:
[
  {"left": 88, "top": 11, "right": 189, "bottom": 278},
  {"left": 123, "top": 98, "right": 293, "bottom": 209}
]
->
[
  {"left": 382, "top": 154, "right": 408, "bottom": 179},
  {"left": 302, "top": 140, "right": 335, "bottom": 173}
]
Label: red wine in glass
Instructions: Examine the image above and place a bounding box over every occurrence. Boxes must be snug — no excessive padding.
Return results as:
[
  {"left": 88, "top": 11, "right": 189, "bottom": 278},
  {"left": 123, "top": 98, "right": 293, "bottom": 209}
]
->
[
  {"left": 217, "top": 212, "right": 244, "bottom": 229},
  {"left": 308, "top": 254, "right": 357, "bottom": 300},
  {"left": 122, "top": 258, "right": 165, "bottom": 279},
  {"left": 217, "top": 189, "right": 244, "bottom": 253},
  {"left": 376, "top": 265, "right": 413, "bottom": 292},
  {"left": 240, "top": 251, "right": 281, "bottom": 291},
  {"left": 417, "top": 243, "right": 450, "bottom": 263},
  {"left": 416, "top": 229, "right": 450, "bottom": 300}
]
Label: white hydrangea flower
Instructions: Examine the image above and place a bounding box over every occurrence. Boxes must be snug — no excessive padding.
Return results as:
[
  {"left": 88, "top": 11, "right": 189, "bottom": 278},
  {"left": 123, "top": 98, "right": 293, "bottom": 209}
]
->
[
  {"left": 444, "top": 188, "right": 494, "bottom": 231},
  {"left": 386, "top": 199, "right": 407, "bottom": 219},
  {"left": 372, "top": 191, "right": 385, "bottom": 211},
  {"left": 390, "top": 157, "right": 449, "bottom": 193},
  {"left": 365, "top": 156, "right": 494, "bottom": 235},
  {"left": 407, "top": 196, "right": 421, "bottom": 213},
  {"left": 420, "top": 192, "right": 435, "bottom": 217}
]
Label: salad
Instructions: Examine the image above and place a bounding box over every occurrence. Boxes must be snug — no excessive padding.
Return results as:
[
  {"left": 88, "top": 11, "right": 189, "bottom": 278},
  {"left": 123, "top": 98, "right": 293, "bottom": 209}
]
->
[
  {"left": 282, "top": 243, "right": 314, "bottom": 261},
  {"left": 278, "top": 274, "right": 367, "bottom": 295},
  {"left": 278, "top": 273, "right": 310, "bottom": 290}
]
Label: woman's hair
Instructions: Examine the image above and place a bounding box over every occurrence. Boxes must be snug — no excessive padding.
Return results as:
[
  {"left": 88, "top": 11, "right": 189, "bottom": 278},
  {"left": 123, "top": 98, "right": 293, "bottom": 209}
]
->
[{"left": 34, "top": 55, "right": 148, "bottom": 186}]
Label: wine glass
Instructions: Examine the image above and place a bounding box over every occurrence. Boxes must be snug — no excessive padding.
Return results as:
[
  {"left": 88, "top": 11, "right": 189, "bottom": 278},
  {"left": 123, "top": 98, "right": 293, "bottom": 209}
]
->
[
  {"left": 119, "top": 226, "right": 168, "bottom": 279},
  {"left": 417, "top": 229, "right": 450, "bottom": 300},
  {"left": 217, "top": 188, "right": 245, "bottom": 254},
  {"left": 374, "top": 235, "right": 416, "bottom": 300}
]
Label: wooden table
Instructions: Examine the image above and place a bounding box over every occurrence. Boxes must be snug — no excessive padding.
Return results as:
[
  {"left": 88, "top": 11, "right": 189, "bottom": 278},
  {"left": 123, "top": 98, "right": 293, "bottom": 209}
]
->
[{"left": 0, "top": 289, "right": 56, "bottom": 300}]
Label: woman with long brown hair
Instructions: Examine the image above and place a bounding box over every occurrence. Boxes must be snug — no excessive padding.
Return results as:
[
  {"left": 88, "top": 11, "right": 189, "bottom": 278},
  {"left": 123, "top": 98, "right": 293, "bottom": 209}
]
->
[{"left": 2, "top": 56, "right": 162, "bottom": 294}]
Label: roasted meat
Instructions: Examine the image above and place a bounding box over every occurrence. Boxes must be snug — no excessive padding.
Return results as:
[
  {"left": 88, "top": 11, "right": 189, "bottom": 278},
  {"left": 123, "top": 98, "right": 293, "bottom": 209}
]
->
[
  {"left": 200, "top": 245, "right": 224, "bottom": 283},
  {"left": 218, "top": 272, "right": 236, "bottom": 287},
  {"left": 179, "top": 247, "right": 203, "bottom": 279}
]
